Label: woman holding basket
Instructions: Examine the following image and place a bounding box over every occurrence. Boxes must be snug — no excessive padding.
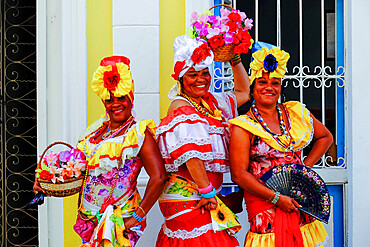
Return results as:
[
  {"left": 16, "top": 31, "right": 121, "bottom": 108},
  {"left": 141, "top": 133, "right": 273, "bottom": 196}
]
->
[
  {"left": 229, "top": 46, "right": 332, "bottom": 246},
  {"left": 155, "top": 35, "right": 250, "bottom": 247},
  {"left": 34, "top": 56, "right": 167, "bottom": 247}
]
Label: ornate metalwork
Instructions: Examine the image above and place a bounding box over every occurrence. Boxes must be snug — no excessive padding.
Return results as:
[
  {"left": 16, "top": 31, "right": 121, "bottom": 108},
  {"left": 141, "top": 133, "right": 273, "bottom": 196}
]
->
[{"left": 1, "top": 0, "right": 38, "bottom": 246}]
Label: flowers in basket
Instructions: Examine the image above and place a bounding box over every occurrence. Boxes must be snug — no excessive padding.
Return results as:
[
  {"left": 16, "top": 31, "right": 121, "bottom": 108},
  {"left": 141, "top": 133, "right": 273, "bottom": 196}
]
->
[
  {"left": 187, "top": 8, "right": 254, "bottom": 55},
  {"left": 35, "top": 148, "right": 87, "bottom": 183}
]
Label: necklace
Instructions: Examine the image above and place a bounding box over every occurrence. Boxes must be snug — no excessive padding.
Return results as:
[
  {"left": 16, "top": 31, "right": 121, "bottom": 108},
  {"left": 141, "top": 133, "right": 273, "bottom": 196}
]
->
[
  {"left": 180, "top": 93, "right": 223, "bottom": 122},
  {"left": 83, "top": 116, "right": 135, "bottom": 159},
  {"left": 102, "top": 116, "right": 133, "bottom": 140},
  {"left": 251, "top": 103, "right": 296, "bottom": 156}
]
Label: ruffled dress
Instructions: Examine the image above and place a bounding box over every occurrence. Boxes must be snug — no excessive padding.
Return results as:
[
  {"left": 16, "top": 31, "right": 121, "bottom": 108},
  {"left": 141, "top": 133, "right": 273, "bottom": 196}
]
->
[
  {"left": 155, "top": 92, "right": 241, "bottom": 247},
  {"left": 76, "top": 118, "right": 156, "bottom": 247},
  {"left": 229, "top": 101, "right": 328, "bottom": 247}
]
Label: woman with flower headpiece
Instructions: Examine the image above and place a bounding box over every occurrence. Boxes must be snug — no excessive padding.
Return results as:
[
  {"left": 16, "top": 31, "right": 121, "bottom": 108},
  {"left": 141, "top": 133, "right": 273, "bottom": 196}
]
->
[
  {"left": 229, "top": 45, "right": 333, "bottom": 246},
  {"left": 34, "top": 56, "right": 167, "bottom": 247},
  {"left": 155, "top": 35, "right": 250, "bottom": 247}
]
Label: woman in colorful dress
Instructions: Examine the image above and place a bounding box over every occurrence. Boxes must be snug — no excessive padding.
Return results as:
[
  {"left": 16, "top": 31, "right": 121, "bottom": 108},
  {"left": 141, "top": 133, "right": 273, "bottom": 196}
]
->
[
  {"left": 33, "top": 56, "right": 167, "bottom": 247},
  {"left": 155, "top": 35, "right": 250, "bottom": 246},
  {"left": 229, "top": 46, "right": 333, "bottom": 246}
]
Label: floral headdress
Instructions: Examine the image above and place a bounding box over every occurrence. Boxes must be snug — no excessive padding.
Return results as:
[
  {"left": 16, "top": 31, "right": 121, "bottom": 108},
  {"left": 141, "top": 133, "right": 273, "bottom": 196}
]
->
[
  {"left": 168, "top": 35, "right": 214, "bottom": 99},
  {"left": 250, "top": 46, "right": 290, "bottom": 84},
  {"left": 91, "top": 56, "right": 135, "bottom": 101}
]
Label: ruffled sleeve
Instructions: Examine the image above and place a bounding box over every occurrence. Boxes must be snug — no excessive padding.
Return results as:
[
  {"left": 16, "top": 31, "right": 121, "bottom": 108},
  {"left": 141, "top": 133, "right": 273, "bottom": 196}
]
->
[{"left": 156, "top": 106, "right": 229, "bottom": 173}]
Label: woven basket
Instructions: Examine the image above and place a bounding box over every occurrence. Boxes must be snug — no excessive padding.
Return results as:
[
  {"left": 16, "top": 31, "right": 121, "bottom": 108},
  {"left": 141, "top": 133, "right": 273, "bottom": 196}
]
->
[
  {"left": 37, "top": 141, "right": 84, "bottom": 197},
  {"left": 209, "top": 4, "right": 236, "bottom": 62}
]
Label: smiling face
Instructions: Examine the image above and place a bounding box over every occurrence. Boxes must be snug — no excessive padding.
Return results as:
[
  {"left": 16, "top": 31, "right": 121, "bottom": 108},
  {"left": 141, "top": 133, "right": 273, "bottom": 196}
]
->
[
  {"left": 181, "top": 67, "right": 211, "bottom": 102},
  {"left": 104, "top": 93, "right": 132, "bottom": 128},
  {"left": 252, "top": 71, "right": 281, "bottom": 107}
]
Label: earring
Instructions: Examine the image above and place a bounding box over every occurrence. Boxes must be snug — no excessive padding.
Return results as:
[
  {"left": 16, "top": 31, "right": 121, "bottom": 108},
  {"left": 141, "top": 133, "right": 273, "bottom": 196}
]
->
[{"left": 176, "top": 81, "right": 182, "bottom": 95}]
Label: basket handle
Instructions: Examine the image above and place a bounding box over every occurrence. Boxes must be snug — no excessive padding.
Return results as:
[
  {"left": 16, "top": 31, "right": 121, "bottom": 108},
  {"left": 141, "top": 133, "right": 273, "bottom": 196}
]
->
[
  {"left": 209, "top": 4, "right": 235, "bottom": 11},
  {"left": 37, "top": 141, "right": 74, "bottom": 169}
]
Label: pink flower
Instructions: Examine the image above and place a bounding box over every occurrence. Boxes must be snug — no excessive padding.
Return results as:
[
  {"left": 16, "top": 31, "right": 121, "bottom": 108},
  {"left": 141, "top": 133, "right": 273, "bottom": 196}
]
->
[
  {"left": 206, "top": 27, "right": 220, "bottom": 39},
  {"left": 194, "top": 22, "right": 209, "bottom": 36},
  {"left": 223, "top": 31, "right": 234, "bottom": 45},
  {"left": 220, "top": 8, "right": 231, "bottom": 18},
  {"left": 244, "top": 18, "right": 254, "bottom": 30},
  {"left": 199, "top": 13, "right": 209, "bottom": 23},
  {"left": 191, "top": 11, "right": 198, "bottom": 20}
]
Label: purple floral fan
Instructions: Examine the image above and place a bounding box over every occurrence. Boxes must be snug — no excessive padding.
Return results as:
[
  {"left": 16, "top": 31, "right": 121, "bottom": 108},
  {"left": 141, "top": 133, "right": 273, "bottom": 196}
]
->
[{"left": 260, "top": 163, "right": 331, "bottom": 224}]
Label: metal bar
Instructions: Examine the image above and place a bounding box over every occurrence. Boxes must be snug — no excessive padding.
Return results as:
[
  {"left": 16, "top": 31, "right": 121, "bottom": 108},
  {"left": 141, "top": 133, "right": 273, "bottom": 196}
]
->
[
  {"left": 277, "top": 0, "right": 281, "bottom": 46},
  {"left": 320, "top": 0, "right": 326, "bottom": 166},
  {"left": 255, "top": 0, "right": 258, "bottom": 42},
  {"left": 299, "top": 0, "right": 303, "bottom": 103}
]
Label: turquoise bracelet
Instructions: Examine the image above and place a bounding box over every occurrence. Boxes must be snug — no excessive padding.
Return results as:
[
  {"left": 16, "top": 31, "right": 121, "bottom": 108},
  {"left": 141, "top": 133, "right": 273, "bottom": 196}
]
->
[
  {"left": 271, "top": 192, "right": 281, "bottom": 204},
  {"left": 132, "top": 212, "right": 144, "bottom": 222},
  {"left": 201, "top": 187, "right": 216, "bottom": 199}
]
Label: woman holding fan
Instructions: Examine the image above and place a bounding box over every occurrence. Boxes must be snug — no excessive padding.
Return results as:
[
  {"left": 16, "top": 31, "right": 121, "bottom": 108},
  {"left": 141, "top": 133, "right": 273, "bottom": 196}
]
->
[{"left": 229, "top": 46, "right": 333, "bottom": 246}]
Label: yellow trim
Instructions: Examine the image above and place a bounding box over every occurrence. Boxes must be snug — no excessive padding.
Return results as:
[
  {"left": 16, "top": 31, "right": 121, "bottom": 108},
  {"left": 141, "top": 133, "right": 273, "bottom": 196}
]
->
[
  {"left": 64, "top": 0, "right": 113, "bottom": 245},
  {"left": 159, "top": 0, "right": 185, "bottom": 118}
]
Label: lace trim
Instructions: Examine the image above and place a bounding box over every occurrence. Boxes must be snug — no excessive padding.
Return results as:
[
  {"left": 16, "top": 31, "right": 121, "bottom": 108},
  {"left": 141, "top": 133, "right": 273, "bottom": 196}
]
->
[
  {"left": 167, "top": 137, "right": 212, "bottom": 154},
  {"left": 165, "top": 162, "right": 229, "bottom": 173},
  {"left": 156, "top": 114, "right": 224, "bottom": 137},
  {"left": 162, "top": 222, "right": 213, "bottom": 240}
]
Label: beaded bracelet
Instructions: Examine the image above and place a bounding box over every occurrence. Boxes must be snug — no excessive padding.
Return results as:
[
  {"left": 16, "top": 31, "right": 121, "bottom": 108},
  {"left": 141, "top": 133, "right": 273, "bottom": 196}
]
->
[
  {"left": 201, "top": 187, "right": 216, "bottom": 199},
  {"left": 271, "top": 192, "right": 281, "bottom": 204},
  {"left": 132, "top": 212, "right": 144, "bottom": 222},
  {"left": 230, "top": 54, "right": 241, "bottom": 66},
  {"left": 197, "top": 182, "right": 213, "bottom": 194}
]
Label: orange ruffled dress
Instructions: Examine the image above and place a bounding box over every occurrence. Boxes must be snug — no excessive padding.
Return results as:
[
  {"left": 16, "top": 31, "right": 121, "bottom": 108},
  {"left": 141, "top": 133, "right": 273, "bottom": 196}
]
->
[{"left": 229, "top": 101, "right": 328, "bottom": 247}]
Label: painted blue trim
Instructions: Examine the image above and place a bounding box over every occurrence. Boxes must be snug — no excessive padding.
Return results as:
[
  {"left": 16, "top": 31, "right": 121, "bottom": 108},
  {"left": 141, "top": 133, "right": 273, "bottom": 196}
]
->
[
  {"left": 213, "top": 0, "right": 223, "bottom": 92},
  {"left": 327, "top": 185, "right": 344, "bottom": 247},
  {"left": 336, "top": 0, "right": 345, "bottom": 166}
]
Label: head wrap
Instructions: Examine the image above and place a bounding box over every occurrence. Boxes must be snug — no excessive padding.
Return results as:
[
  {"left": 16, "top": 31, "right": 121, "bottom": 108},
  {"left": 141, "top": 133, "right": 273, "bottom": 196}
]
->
[
  {"left": 250, "top": 43, "right": 290, "bottom": 84},
  {"left": 91, "top": 56, "right": 135, "bottom": 102},
  {"left": 168, "top": 35, "right": 214, "bottom": 99}
]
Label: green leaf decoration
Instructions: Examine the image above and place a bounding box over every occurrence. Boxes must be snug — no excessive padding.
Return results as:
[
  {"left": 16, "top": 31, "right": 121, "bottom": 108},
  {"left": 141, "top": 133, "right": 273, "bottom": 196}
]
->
[
  {"left": 167, "top": 181, "right": 184, "bottom": 195},
  {"left": 180, "top": 189, "right": 192, "bottom": 197}
]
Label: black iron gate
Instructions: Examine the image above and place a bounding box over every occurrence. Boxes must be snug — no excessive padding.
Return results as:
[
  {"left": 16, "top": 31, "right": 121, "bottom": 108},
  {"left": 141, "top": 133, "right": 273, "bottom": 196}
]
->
[{"left": 0, "top": 0, "right": 38, "bottom": 246}]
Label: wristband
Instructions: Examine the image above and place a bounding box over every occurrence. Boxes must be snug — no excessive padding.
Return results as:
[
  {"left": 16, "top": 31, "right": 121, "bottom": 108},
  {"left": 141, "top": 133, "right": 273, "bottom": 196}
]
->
[
  {"left": 201, "top": 187, "right": 216, "bottom": 199},
  {"left": 132, "top": 212, "right": 144, "bottom": 222},
  {"left": 230, "top": 54, "right": 241, "bottom": 66},
  {"left": 138, "top": 206, "right": 146, "bottom": 216},
  {"left": 197, "top": 182, "right": 213, "bottom": 194},
  {"left": 271, "top": 192, "right": 281, "bottom": 204}
]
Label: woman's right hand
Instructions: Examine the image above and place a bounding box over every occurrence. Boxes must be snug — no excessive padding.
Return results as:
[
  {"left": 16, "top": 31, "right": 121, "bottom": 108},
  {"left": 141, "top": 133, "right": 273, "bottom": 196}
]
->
[
  {"left": 275, "top": 194, "right": 300, "bottom": 213},
  {"left": 193, "top": 197, "right": 217, "bottom": 214}
]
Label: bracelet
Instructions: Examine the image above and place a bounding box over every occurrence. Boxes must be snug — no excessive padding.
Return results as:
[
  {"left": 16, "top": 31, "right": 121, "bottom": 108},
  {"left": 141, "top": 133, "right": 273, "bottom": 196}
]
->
[
  {"left": 271, "top": 192, "right": 281, "bottom": 204},
  {"left": 132, "top": 212, "right": 144, "bottom": 222},
  {"left": 266, "top": 192, "right": 275, "bottom": 202},
  {"left": 201, "top": 187, "right": 216, "bottom": 199},
  {"left": 230, "top": 54, "right": 241, "bottom": 66},
  {"left": 197, "top": 182, "right": 213, "bottom": 194},
  {"left": 138, "top": 206, "right": 146, "bottom": 216}
]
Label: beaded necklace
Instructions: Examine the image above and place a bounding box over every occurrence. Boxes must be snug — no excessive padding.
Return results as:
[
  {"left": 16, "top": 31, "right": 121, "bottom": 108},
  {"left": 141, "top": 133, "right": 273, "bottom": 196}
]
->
[
  {"left": 83, "top": 116, "right": 134, "bottom": 159},
  {"left": 180, "top": 93, "right": 223, "bottom": 122},
  {"left": 251, "top": 103, "right": 295, "bottom": 160}
]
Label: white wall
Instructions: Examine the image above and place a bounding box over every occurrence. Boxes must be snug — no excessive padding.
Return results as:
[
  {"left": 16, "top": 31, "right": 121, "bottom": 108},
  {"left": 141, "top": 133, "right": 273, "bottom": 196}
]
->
[
  {"left": 347, "top": 0, "right": 370, "bottom": 246},
  {"left": 37, "top": 0, "right": 87, "bottom": 246},
  {"left": 112, "top": 1, "right": 162, "bottom": 246}
]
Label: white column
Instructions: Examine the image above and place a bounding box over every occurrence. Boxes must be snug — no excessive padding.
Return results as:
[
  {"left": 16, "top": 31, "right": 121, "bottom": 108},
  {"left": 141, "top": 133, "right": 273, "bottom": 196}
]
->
[
  {"left": 347, "top": 0, "right": 370, "bottom": 246},
  {"left": 36, "top": 0, "right": 87, "bottom": 246}
]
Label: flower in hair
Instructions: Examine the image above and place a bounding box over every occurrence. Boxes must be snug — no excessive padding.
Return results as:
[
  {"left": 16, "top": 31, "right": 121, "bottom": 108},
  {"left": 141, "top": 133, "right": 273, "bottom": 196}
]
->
[
  {"left": 263, "top": 54, "right": 278, "bottom": 72},
  {"left": 191, "top": 43, "right": 212, "bottom": 64},
  {"left": 250, "top": 46, "right": 290, "bottom": 84},
  {"left": 103, "top": 70, "right": 120, "bottom": 91}
]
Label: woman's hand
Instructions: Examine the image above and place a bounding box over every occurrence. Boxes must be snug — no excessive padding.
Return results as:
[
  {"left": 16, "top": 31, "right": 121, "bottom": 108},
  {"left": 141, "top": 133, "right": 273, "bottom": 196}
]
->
[
  {"left": 33, "top": 179, "right": 45, "bottom": 195},
  {"left": 275, "top": 194, "right": 300, "bottom": 213},
  {"left": 194, "top": 197, "right": 217, "bottom": 214},
  {"left": 123, "top": 216, "right": 140, "bottom": 230}
]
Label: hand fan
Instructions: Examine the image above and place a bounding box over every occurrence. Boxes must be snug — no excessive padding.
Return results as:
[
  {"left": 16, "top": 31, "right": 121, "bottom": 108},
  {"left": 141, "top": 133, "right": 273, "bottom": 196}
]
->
[{"left": 260, "top": 163, "right": 330, "bottom": 224}]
